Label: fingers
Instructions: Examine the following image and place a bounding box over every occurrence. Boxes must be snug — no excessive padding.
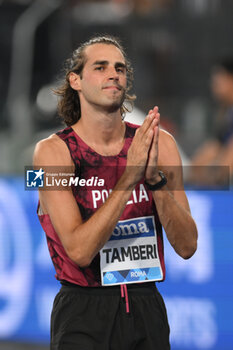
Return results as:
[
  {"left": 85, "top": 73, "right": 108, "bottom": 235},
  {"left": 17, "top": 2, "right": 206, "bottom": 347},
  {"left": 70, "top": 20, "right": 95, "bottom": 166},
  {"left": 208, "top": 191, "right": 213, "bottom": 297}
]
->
[
  {"left": 135, "top": 107, "right": 160, "bottom": 151},
  {"left": 151, "top": 125, "right": 159, "bottom": 152},
  {"left": 147, "top": 107, "right": 160, "bottom": 158},
  {"left": 147, "top": 106, "right": 160, "bottom": 128},
  {"left": 152, "top": 106, "right": 160, "bottom": 129},
  {"left": 151, "top": 107, "right": 160, "bottom": 140},
  {"left": 126, "top": 106, "right": 161, "bottom": 182},
  {"left": 137, "top": 106, "right": 160, "bottom": 136},
  {"left": 134, "top": 105, "right": 160, "bottom": 142}
]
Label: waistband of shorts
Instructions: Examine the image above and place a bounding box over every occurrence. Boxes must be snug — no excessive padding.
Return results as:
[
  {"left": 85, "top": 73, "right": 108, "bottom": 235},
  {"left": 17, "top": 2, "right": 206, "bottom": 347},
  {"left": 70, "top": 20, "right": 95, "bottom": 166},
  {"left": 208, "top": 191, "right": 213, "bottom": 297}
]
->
[{"left": 59, "top": 280, "right": 158, "bottom": 296}]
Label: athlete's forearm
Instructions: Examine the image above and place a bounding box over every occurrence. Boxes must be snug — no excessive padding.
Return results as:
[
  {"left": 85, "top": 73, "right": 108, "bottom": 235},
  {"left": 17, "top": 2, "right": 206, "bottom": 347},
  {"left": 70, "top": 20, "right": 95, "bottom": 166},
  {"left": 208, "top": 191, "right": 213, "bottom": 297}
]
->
[
  {"left": 151, "top": 188, "right": 197, "bottom": 259},
  {"left": 68, "top": 171, "right": 136, "bottom": 267}
]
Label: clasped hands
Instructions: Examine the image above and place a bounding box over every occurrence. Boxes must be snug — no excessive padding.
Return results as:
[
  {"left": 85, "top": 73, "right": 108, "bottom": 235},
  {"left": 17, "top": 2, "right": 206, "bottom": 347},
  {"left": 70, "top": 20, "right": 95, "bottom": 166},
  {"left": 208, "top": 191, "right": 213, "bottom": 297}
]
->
[{"left": 126, "top": 106, "right": 161, "bottom": 185}]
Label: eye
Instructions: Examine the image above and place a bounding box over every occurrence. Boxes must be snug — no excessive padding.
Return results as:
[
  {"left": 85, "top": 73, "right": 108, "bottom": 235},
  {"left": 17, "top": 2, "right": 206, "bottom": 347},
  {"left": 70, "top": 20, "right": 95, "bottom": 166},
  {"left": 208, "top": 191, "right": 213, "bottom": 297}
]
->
[
  {"left": 116, "top": 67, "right": 125, "bottom": 74},
  {"left": 95, "top": 66, "right": 104, "bottom": 71}
]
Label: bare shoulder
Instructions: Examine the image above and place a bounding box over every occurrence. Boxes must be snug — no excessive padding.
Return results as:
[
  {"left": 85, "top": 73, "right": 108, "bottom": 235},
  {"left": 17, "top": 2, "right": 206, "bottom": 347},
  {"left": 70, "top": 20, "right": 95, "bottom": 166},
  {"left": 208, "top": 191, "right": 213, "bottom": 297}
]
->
[
  {"left": 159, "top": 128, "right": 177, "bottom": 149},
  {"left": 158, "top": 128, "right": 182, "bottom": 166},
  {"left": 33, "top": 133, "right": 73, "bottom": 166}
]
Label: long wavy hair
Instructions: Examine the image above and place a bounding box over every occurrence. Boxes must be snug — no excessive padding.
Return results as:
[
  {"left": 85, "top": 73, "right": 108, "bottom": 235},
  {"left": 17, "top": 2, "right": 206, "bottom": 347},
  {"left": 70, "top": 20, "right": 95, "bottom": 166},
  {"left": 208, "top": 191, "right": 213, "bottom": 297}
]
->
[{"left": 53, "top": 35, "right": 136, "bottom": 126}]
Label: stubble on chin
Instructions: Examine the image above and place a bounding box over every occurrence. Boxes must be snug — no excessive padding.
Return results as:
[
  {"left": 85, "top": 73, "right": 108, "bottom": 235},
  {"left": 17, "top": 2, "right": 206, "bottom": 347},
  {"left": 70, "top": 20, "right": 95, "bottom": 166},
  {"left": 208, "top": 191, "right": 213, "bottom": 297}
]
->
[{"left": 105, "top": 89, "right": 126, "bottom": 113}]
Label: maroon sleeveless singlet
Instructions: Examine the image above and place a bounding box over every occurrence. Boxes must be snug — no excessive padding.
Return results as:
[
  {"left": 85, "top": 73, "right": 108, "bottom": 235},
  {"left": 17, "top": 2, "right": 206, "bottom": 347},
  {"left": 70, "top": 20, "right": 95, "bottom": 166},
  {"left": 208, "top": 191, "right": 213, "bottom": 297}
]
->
[{"left": 38, "top": 121, "right": 165, "bottom": 286}]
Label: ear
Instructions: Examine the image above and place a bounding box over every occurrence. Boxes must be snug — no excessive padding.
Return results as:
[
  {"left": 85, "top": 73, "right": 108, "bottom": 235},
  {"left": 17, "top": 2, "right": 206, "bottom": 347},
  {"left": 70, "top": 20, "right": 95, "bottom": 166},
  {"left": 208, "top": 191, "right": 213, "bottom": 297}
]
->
[{"left": 69, "top": 72, "right": 81, "bottom": 91}]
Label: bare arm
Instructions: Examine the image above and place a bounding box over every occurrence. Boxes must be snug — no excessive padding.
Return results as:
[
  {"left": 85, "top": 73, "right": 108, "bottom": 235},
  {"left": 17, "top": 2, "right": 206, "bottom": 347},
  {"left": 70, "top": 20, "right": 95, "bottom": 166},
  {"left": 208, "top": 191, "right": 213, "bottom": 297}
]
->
[
  {"left": 34, "top": 114, "right": 156, "bottom": 267},
  {"left": 145, "top": 107, "right": 198, "bottom": 259}
]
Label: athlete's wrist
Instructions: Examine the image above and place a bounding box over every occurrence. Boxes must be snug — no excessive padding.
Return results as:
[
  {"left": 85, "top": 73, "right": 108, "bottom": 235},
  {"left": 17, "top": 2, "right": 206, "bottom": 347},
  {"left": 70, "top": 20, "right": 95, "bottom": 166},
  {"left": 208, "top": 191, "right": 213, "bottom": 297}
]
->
[
  {"left": 145, "top": 171, "right": 167, "bottom": 191},
  {"left": 117, "top": 170, "right": 138, "bottom": 191},
  {"left": 145, "top": 171, "right": 161, "bottom": 186},
  {"left": 122, "top": 166, "right": 144, "bottom": 188}
]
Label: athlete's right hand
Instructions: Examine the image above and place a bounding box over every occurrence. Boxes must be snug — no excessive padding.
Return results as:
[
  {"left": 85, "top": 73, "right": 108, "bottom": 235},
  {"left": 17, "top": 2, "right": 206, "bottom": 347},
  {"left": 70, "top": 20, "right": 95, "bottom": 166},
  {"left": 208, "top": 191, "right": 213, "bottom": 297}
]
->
[{"left": 125, "top": 109, "right": 157, "bottom": 185}]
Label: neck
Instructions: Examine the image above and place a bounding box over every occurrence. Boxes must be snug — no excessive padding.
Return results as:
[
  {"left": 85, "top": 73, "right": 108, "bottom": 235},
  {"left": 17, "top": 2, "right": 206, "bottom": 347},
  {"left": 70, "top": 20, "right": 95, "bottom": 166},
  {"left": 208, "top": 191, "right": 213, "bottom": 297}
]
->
[{"left": 72, "top": 103, "right": 125, "bottom": 145}]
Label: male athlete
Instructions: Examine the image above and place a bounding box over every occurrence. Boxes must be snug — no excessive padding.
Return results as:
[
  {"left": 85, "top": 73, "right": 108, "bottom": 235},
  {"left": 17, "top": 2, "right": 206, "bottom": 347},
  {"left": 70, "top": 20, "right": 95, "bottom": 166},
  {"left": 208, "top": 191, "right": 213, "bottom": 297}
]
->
[{"left": 34, "top": 36, "right": 197, "bottom": 350}]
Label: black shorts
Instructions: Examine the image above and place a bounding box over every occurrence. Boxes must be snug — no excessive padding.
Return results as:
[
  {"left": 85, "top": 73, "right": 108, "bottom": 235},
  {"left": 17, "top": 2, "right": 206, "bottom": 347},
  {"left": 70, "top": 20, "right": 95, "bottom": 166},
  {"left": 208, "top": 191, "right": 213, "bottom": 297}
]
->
[{"left": 50, "top": 282, "right": 170, "bottom": 350}]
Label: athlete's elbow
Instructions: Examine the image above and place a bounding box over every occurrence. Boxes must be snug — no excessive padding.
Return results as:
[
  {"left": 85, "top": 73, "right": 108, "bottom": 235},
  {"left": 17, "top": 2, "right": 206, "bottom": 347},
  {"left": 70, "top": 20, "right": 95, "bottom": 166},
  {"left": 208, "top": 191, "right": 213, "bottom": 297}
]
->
[
  {"left": 180, "top": 247, "right": 196, "bottom": 260},
  {"left": 68, "top": 248, "right": 92, "bottom": 268},
  {"left": 180, "top": 223, "right": 198, "bottom": 259},
  {"left": 180, "top": 239, "right": 197, "bottom": 260},
  {"left": 73, "top": 254, "right": 92, "bottom": 268}
]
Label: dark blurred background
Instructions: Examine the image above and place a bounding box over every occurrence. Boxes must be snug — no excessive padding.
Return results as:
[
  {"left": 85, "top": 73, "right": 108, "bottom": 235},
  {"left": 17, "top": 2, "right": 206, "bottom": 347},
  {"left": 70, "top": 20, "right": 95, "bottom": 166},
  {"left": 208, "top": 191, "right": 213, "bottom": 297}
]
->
[
  {"left": 1, "top": 0, "right": 233, "bottom": 173},
  {"left": 0, "top": 1, "right": 233, "bottom": 349}
]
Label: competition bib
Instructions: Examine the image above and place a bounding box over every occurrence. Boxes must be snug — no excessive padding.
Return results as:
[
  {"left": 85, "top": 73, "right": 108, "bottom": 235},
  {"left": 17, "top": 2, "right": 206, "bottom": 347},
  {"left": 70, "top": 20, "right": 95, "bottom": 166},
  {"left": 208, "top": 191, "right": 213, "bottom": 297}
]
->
[{"left": 100, "top": 216, "right": 163, "bottom": 286}]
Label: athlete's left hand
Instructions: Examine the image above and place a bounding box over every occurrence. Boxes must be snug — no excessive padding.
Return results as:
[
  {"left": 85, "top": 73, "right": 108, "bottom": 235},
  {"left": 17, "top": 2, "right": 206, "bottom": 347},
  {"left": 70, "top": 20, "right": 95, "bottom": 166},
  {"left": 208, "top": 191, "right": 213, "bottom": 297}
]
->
[{"left": 144, "top": 106, "right": 161, "bottom": 184}]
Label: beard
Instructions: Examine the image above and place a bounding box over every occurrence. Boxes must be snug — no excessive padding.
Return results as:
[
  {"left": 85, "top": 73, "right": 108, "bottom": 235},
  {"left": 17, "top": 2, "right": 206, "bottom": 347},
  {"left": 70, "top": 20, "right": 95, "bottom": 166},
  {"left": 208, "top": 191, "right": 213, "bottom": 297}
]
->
[
  {"left": 104, "top": 87, "right": 126, "bottom": 113},
  {"left": 79, "top": 83, "right": 127, "bottom": 114}
]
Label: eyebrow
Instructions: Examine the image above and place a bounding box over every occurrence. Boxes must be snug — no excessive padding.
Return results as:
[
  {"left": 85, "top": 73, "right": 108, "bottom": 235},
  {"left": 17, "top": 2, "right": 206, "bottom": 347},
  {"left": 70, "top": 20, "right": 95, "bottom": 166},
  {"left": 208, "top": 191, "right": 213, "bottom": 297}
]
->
[{"left": 92, "top": 60, "right": 126, "bottom": 69}]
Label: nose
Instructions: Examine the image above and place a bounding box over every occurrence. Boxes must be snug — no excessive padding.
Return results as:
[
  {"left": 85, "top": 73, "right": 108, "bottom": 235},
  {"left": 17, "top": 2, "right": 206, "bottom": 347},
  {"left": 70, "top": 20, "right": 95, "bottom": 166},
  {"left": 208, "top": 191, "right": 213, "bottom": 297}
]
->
[{"left": 108, "top": 66, "right": 119, "bottom": 80}]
